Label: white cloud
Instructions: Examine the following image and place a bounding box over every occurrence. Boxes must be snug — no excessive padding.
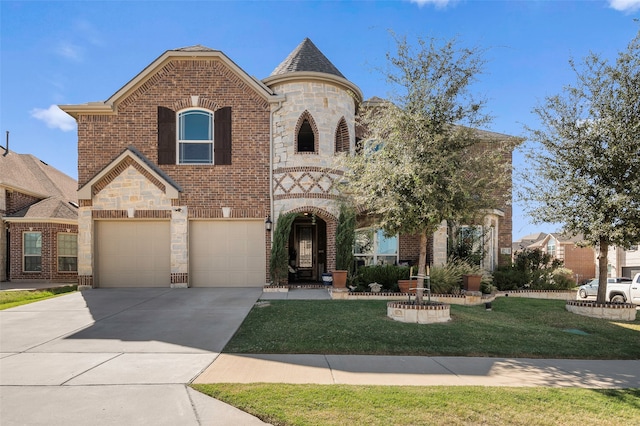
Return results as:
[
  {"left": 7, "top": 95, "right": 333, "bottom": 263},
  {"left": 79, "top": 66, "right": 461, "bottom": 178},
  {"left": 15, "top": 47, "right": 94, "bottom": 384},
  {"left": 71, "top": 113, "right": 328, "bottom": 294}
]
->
[
  {"left": 56, "top": 42, "right": 83, "bottom": 61},
  {"left": 31, "top": 105, "right": 76, "bottom": 132},
  {"left": 608, "top": 0, "right": 640, "bottom": 12},
  {"left": 409, "top": 0, "right": 454, "bottom": 9}
]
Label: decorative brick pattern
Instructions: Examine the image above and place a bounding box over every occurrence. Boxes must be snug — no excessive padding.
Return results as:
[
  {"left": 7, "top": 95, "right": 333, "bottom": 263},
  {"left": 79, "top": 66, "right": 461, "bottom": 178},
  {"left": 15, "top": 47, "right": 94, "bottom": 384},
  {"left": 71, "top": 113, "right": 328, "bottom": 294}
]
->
[
  {"left": 285, "top": 205, "right": 337, "bottom": 273},
  {"left": 189, "top": 208, "right": 266, "bottom": 219},
  {"left": 171, "top": 273, "right": 188, "bottom": 284},
  {"left": 135, "top": 210, "right": 172, "bottom": 219},
  {"left": 273, "top": 166, "right": 343, "bottom": 200},
  {"left": 78, "top": 275, "right": 94, "bottom": 288},
  {"left": 79, "top": 200, "right": 93, "bottom": 207},
  {"left": 92, "top": 156, "right": 166, "bottom": 197},
  {"left": 92, "top": 210, "right": 128, "bottom": 219}
]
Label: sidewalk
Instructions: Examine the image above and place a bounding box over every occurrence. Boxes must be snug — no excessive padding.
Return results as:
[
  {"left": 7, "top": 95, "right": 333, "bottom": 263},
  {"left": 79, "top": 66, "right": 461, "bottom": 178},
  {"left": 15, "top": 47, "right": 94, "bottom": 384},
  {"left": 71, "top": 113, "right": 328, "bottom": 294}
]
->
[
  {"left": 194, "top": 287, "right": 640, "bottom": 390},
  {"left": 194, "top": 354, "right": 640, "bottom": 389}
]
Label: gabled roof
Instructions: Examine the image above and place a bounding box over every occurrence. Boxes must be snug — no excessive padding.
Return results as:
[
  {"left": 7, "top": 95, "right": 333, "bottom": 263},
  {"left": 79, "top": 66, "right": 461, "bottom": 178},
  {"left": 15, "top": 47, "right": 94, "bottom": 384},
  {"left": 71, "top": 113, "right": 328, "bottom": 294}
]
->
[
  {"left": 78, "top": 146, "right": 181, "bottom": 200},
  {"left": 1, "top": 146, "right": 78, "bottom": 221},
  {"left": 11, "top": 196, "right": 78, "bottom": 220},
  {"left": 270, "top": 38, "right": 345, "bottom": 78},
  {"left": 60, "top": 45, "right": 284, "bottom": 119}
]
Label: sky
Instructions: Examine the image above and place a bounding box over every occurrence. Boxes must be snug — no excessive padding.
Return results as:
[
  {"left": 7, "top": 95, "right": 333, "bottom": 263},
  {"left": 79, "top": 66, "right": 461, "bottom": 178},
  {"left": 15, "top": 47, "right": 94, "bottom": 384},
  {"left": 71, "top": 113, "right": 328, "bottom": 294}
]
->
[{"left": 1, "top": 0, "right": 639, "bottom": 241}]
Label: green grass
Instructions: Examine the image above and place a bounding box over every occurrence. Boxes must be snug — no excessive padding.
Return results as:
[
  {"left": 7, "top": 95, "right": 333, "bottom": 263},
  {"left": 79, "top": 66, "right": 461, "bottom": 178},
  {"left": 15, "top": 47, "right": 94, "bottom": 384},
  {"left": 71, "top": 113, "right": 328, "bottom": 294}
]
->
[
  {"left": 0, "top": 285, "right": 77, "bottom": 310},
  {"left": 224, "top": 298, "right": 640, "bottom": 359},
  {"left": 192, "top": 384, "right": 640, "bottom": 426}
]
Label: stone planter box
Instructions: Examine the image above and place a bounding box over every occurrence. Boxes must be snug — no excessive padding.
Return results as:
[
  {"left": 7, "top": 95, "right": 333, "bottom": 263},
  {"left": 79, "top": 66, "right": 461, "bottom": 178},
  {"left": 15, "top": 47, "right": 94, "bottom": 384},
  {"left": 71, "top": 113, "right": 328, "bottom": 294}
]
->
[
  {"left": 387, "top": 301, "right": 451, "bottom": 324},
  {"left": 565, "top": 300, "right": 637, "bottom": 321}
]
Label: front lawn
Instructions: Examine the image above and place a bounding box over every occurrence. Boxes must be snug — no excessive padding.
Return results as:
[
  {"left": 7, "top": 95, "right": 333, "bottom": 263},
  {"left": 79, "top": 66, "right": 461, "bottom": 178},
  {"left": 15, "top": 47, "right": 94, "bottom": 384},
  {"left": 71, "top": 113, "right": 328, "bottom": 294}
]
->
[
  {"left": 192, "top": 384, "right": 640, "bottom": 426},
  {"left": 224, "top": 298, "right": 640, "bottom": 359},
  {"left": 0, "top": 285, "right": 77, "bottom": 310}
]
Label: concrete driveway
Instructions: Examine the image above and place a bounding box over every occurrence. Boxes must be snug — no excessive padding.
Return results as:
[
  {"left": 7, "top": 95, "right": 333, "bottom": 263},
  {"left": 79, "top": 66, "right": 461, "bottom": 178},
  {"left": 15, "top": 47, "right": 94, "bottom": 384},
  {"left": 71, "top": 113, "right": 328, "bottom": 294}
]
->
[{"left": 0, "top": 288, "right": 268, "bottom": 425}]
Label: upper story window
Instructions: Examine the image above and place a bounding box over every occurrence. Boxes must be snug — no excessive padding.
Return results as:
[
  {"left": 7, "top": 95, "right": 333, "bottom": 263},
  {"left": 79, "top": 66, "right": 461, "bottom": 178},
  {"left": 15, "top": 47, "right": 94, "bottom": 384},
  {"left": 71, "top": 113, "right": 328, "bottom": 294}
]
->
[
  {"left": 547, "top": 238, "right": 556, "bottom": 257},
  {"left": 335, "top": 118, "right": 350, "bottom": 153},
  {"left": 24, "top": 232, "right": 42, "bottom": 272},
  {"left": 158, "top": 105, "right": 232, "bottom": 166},
  {"left": 178, "top": 109, "right": 213, "bottom": 164},
  {"left": 295, "top": 111, "right": 318, "bottom": 154}
]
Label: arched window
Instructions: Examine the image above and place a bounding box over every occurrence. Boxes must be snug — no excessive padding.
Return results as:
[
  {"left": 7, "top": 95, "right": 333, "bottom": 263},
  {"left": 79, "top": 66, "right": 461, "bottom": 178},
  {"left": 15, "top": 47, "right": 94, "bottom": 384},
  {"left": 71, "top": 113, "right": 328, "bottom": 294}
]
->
[
  {"left": 295, "top": 111, "right": 318, "bottom": 153},
  {"left": 334, "top": 117, "right": 350, "bottom": 153},
  {"left": 178, "top": 109, "right": 213, "bottom": 164}
]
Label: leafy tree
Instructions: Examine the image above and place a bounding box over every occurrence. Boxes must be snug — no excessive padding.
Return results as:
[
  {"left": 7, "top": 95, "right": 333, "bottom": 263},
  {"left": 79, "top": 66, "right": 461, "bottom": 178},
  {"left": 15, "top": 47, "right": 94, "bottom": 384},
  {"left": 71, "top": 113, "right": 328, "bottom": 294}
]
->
[
  {"left": 342, "top": 33, "right": 519, "bottom": 304},
  {"left": 521, "top": 29, "right": 640, "bottom": 303}
]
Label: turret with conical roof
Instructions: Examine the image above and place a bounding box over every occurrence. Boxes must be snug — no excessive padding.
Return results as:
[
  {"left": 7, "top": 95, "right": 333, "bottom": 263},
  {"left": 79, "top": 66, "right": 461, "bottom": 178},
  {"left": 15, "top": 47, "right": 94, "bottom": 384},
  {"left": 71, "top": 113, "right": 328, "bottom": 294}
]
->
[
  {"left": 266, "top": 38, "right": 362, "bottom": 233},
  {"left": 270, "top": 38, "right": 346, "bottom": 78}
]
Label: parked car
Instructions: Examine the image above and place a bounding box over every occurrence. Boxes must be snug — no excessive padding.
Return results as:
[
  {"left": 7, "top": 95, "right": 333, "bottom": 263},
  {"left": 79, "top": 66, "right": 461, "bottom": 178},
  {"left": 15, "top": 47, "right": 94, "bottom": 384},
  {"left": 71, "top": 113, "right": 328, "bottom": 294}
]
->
[
  {"left": 577, "top": 277, "right": 632, "bottom": 299},
  {"left": 608, "top": 273, "right": 640, "bottom": 305}
]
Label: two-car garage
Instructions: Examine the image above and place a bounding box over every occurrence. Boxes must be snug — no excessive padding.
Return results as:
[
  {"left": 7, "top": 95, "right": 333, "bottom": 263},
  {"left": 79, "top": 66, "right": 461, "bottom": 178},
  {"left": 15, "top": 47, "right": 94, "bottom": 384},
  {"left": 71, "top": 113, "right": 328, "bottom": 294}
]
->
[{"left": 94, "top": 220, "right": 265, "bottom": 288}]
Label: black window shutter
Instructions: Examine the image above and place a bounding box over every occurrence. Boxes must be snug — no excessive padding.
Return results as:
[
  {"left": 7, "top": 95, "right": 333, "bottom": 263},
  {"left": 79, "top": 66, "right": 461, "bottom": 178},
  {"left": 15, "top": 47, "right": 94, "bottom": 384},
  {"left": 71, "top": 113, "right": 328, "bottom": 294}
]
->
[
  {"left": 158, "top": 106, "right": 176, "bottom": 165},
  {"left": 214, "top": 107, "right": 232, "bottom": 165}
]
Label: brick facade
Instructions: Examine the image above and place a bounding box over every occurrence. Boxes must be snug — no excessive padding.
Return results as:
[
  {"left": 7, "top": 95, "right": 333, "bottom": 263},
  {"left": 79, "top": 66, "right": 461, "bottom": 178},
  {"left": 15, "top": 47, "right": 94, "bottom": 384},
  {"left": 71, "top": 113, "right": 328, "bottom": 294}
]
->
[
  {"left": 7, "top": 222, "right": 78, "bottom": 281},
  {"left": 76, "top": 59, "right": 272, "bottom": 215}
]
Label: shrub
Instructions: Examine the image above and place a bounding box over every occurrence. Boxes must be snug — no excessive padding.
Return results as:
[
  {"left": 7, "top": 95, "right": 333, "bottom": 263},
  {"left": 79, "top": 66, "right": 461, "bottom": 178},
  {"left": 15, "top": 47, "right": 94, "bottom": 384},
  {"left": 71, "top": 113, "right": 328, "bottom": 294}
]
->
[
  {"left": 492, "top": 266, "right": 525, "bottom": 291},
  {"left": 429, "top": 258, "right": 491, "bottom": 294},
  {"left": 355, "top": 265, "right": 410, "bottom": 291}
]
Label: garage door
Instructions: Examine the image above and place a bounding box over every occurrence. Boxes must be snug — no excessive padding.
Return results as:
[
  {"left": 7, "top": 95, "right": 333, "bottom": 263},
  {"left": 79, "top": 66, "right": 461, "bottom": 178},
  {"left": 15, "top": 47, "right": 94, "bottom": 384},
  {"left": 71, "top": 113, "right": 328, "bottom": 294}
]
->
[
  {"left": 190, "top": 220, "right": 265, "bottom": 287},
  {"left": 96, "top": 221, "right": 170, "bottom": 287}
]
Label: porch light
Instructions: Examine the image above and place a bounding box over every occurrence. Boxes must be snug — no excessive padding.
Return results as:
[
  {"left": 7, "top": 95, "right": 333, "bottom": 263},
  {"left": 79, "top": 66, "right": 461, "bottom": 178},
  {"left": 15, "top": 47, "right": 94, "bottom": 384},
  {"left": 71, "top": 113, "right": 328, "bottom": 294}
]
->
[{"left": 265, "top": 216, "right": 272, "bottom": 231}]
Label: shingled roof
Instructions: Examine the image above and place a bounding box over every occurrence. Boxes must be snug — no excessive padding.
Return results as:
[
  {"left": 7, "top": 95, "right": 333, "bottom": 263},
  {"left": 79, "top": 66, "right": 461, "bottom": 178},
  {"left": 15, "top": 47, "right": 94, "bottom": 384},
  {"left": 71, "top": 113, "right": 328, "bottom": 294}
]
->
[
  {"left": 0, "top": 147, "right": 78, "bottom": 220},
  {"left": 270, "top": 38, "right": 345, "bottom": 79}
]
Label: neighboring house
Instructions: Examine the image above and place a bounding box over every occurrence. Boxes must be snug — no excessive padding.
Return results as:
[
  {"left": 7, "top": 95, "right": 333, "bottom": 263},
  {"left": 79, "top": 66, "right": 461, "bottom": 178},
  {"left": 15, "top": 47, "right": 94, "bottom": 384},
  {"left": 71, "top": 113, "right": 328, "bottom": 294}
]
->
[
  {"left": 0, "top": 146, "right": 78, "bottom": 282},
  {"left": 608, "top": 244, "right": 640, "bottom": 278},
  {"left": 60, "top": 38, "right": 516, "bottom": 289},
  {"left": 526, "top": 233, "right": 596, "bottom": 284}
]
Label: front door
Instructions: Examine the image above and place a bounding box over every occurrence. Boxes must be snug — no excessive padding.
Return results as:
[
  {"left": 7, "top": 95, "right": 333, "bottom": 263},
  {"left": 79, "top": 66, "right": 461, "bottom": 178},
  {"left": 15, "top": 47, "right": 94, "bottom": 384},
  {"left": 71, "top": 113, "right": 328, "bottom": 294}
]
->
[{"left": 295, "top": 224, "right": 315, "bottom": 280}]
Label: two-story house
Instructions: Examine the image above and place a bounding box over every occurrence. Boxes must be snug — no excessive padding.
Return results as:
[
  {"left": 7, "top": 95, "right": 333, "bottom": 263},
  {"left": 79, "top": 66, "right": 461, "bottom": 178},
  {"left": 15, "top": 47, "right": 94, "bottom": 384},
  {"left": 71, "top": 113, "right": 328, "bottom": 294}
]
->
[
  {"left": 1, "top": 145, "right": 78, "bottom": 283},
  {"left": 60, "top": 38, "right": 516, "bottom": 289},
  {"left": 527, "top": 233, "right": 596, "bottom": 283}
]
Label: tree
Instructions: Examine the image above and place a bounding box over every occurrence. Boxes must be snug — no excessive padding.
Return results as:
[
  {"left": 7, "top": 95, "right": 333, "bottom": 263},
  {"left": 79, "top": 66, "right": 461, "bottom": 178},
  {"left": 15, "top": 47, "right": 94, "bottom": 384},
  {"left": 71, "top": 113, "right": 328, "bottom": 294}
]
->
[
  {"left": 522, "top": 29, "right": 640, "bottom": 303},
  {"left": 342, "top": 33, "right": 518, "bottom": 304},
  {"left": 269, "top": 212, "right": 297, "bottom": 285},
  {"left": 335, "top": 201, "right": 356, "bottom": 273}
]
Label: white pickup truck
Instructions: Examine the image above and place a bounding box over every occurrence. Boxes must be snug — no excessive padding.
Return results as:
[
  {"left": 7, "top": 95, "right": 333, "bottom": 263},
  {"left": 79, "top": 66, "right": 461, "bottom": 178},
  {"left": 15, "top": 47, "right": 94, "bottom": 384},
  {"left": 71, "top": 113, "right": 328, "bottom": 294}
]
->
[{"left": 607, "top": 273, "right": 640, "bottom": 305}]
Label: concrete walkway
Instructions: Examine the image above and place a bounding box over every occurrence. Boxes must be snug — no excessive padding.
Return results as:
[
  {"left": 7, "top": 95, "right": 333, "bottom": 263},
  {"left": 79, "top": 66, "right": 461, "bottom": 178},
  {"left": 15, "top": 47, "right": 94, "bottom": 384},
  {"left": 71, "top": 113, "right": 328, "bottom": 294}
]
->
[
  {"left": 194, "top": 353, "right": 640, "bottom": 388},
  {"left": 0, "top": 288, "right": 269, "bottom": 425}
]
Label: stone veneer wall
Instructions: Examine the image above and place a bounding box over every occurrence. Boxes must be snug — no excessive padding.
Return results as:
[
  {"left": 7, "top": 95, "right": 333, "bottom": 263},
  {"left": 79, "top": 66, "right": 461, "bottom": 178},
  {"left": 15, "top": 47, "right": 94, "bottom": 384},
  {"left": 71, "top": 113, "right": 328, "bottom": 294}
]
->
[
  {"left": 80, "top": 165, "right": 186, "bottom": 288},
  {"left": 269, "top": 79, "right": 356, "bottom": 273}
]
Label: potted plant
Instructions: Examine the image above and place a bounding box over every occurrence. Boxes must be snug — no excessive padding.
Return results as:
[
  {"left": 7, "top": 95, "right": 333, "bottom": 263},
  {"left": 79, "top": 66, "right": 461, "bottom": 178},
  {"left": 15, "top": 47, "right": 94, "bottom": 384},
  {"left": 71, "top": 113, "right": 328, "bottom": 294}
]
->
[{"left": 333, "top": 202, "right": 355, "bottom": 288}]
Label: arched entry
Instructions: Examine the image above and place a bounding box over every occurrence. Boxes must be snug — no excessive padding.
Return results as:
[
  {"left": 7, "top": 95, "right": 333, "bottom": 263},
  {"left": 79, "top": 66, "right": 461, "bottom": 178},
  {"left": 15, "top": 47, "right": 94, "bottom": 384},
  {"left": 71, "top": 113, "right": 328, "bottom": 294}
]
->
[{"left": 285, "top": 208, "right": 336, "bottom": 283}]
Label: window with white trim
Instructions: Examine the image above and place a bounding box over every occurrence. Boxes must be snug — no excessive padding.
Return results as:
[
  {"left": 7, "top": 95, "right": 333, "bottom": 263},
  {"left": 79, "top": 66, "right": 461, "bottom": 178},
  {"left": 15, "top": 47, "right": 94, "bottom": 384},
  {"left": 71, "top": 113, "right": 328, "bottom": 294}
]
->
[
  {"left": 354, "top": 228, "right": 398, "bottom": 266},
  {"left": 178, "top": 109, "right": 213, "bottom": 164},
  {"left": 547, "top": 238, "right": 556, "bottom": 257},
  {"left": 57, "top": 233, "right": 78, "bottom": 272},
  {"left": 23, "top": 232, "right": 42, "bottom": 272}
]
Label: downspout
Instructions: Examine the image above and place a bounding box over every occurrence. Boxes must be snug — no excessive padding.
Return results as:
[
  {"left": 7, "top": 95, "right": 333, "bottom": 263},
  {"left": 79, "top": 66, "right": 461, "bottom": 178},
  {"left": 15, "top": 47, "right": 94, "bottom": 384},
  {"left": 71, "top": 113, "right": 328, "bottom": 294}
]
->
[{"left": 269, "top": 99, "right": 284, "bottom": 239}]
